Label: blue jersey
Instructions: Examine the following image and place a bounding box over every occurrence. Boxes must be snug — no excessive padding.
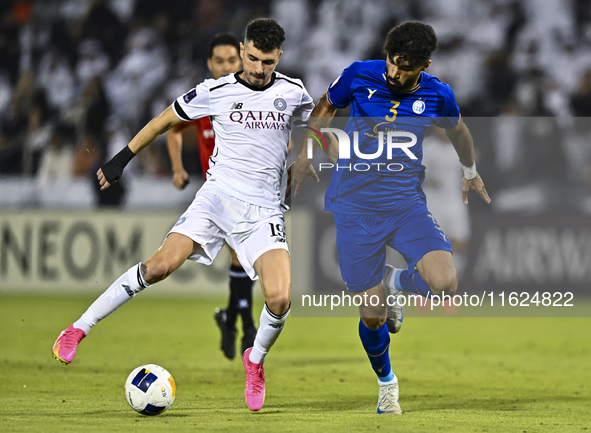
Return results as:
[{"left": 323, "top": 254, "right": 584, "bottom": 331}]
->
[{"left": 325, "top": 60, "right": 460, "bottom": 213}]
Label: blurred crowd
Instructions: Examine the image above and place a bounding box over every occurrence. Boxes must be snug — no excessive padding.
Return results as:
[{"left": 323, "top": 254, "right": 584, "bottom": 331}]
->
[
  {"left": 0, "top": 0, "right": 590, "bottom": 211},
  {"left": 0, "top": 0, "right": 269, "bottom": 205}
]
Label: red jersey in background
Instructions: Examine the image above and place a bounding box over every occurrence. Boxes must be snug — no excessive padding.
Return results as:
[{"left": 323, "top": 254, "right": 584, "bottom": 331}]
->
[{"left": 173, "top": 117, "right": 215, "bottom": 180}]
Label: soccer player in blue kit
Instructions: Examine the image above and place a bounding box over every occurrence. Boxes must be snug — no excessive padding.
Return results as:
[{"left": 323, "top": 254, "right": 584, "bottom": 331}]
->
[{"left": 293, "top": 21, "right": 491, "bottom": 414}]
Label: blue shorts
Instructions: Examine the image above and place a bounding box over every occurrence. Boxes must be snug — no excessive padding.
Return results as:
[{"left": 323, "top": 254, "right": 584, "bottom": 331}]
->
[{"left": 333, "top": 203, "right": 453, "bottom": 292}]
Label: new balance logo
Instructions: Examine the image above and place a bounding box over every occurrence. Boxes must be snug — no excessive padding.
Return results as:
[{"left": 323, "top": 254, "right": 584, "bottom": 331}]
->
[
  {"left": 231, "top": 102, "right": 243, "bottom": 109},
  {"left": 122, "top": 283, "right": 133, "bottom": 297}
]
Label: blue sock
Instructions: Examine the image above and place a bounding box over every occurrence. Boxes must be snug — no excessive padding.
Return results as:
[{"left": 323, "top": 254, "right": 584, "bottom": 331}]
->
[
  {"left": 398, "top": 269, "right": 436, "bottom": 299},
  {"left": 358, "top": 320, "right": 394, "bottom": 382}
]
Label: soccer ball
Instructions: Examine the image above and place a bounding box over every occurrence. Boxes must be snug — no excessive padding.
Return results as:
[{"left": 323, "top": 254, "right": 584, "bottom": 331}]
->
[{"left": 124, "top": 364, "right": 176, "bottom": 415}]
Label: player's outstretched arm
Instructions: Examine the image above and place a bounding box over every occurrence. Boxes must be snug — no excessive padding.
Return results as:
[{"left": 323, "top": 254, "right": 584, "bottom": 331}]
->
[
  {"left": 293, "top": 93, "right": 338, "bottom": 197},
  {"left": 325, "top": 132, "right": 339, "bottom": 164},
  {"left": 444, "top": 118, "right": 491, "bottom": 205},
  {"left": 166, "top": 127, "right": 190, "bottom": 190},
  {"left": 97, "top": 105, "right": 184, "bottom": 191}
]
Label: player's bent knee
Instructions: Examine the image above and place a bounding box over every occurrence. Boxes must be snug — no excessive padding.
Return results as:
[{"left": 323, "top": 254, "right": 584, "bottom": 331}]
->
[
  {"left": 359, "top": 303, "right": 386, "bottom": 319},
  {"left": 142, "top": 260, "right": 177, "bottom": 284},
  {"left": 265, "top": 291, "right": 290, "bottom": 316},
  {"left": 361, "top": 315, "right": 386, "bottom": 330},
  {"left": 429, "top": 271, "right": 458, "bottom": 296},
  {"left": 359, "top": 301, "right": 387, "bottom": 330}
]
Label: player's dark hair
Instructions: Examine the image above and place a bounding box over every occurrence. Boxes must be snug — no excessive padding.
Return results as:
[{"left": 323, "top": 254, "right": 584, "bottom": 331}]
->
[
  {"left": 244, "top": 18, "right": 285, "bottom": 53},
  {"left": 383, "top": 21, "right": 437, "bottom": 68},
  {"left": 208, "top": 33, "right": 240, "bottom": 58}
]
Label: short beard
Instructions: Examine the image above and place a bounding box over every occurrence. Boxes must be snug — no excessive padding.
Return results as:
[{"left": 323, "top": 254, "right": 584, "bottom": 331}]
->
[
  {"left": 248, "top": 75, "right": 265, "bottom": 87},
  {"left": 385, "top": 78, "right": 404, "bottom": 93},
  {"left": 386, "top": 68, "right": 423, "bottom": 93}
]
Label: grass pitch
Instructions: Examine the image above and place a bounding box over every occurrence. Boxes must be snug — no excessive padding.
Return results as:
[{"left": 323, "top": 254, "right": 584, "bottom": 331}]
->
[{"left": 1, "top": 294, "right": 590, "bottom": 432}]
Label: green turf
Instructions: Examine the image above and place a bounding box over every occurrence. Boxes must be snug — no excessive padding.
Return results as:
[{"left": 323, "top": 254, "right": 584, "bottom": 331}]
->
[{"left": 1, "top": 294, "right": 590, "bottom": 432}]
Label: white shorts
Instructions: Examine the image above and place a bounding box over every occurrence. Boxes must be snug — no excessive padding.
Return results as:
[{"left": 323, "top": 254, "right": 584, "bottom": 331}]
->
[{"left": 168, "top": 181, "right": 288, "bottom": 280}]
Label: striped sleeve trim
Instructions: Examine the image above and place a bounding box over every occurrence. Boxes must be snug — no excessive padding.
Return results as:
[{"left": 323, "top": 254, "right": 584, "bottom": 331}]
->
[
  {"left": 137, "top": 264, "right": 148, "bottom": 289},
  {"left": 326, "top": 89, "right": 337, "bottom": 107},
  {"left": 173, "top": 100, "right": 191, "bottom": 121}
]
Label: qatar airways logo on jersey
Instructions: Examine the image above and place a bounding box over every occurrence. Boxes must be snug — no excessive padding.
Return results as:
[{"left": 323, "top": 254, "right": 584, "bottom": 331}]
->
[
  {"left": 305, "top": 127, "right": 418, "bottom": 172},
  {"left": 229, "top": 111, "right": 287, "bottom": 130}
]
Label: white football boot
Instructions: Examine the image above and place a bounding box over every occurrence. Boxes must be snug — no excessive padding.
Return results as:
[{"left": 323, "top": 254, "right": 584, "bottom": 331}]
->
[{"left": 377, "top": 377, "right": 402, "bottom": 415}]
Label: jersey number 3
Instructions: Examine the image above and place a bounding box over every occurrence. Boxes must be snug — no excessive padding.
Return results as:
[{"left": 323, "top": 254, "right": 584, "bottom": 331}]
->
[{"left": 385, "top": 100, "right": 400, "bottom": 122}]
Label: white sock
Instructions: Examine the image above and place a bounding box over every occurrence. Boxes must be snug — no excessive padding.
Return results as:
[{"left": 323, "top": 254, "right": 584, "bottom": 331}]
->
[
  {"left": 249, "top": 303, "right": 290, "bottom": 364},
  {"left": 386, "top": 268, "right": 402, "bottom": 292},
  {"left": 73, "top": 263, "right": 150, "bottom": 334}
]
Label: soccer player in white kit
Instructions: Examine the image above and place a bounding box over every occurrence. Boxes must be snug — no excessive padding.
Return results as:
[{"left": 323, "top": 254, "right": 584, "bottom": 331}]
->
[{"left": 52, "top": 19, "right": 314, "bottom": 412}]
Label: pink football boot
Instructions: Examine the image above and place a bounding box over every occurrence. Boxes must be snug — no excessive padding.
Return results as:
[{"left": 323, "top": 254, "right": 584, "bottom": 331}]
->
[
  {"left": 52, "top": 324, "right": 86, "bottom": 364},
  {"left": 242, "top": 348, "right": 265, "bottom": 411}
]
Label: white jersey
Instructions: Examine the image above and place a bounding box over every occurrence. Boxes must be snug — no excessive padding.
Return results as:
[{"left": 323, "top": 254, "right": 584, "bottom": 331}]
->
[{"left": 172, "top": 71, "right": 314, "bottom": 209}]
